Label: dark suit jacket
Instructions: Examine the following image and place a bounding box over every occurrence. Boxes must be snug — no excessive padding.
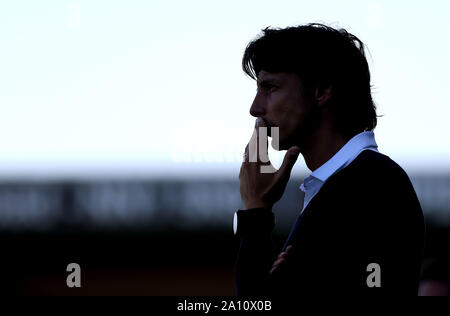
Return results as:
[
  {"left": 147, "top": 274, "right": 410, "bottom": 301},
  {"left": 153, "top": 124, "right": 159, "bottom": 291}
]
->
[{"left": 235, "top": 150, "right": 426, "bottom": 296}]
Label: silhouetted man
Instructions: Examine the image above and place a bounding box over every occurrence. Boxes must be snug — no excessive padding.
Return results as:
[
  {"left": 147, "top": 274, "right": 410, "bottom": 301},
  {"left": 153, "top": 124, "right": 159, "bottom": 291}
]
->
[{"left": 234, "top": 23, "right": 425, "bottom": 297}]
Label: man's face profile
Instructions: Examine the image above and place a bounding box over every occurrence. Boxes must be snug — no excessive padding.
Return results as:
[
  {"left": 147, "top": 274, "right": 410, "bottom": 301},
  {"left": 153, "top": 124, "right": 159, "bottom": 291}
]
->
[{"left": 250, "top": 70, "right": 320, "bottom": 152}]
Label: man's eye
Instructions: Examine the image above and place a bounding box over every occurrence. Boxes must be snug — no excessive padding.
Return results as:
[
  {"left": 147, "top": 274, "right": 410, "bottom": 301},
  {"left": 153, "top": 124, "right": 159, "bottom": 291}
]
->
[{"left": 258, "top": 84, "right": 277, "bottom": 92}]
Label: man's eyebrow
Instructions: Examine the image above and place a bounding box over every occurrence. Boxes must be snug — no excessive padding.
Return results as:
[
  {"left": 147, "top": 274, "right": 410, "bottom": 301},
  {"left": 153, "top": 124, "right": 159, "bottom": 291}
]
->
[{"left": 257, "top": 78, "right": 280, "bottom": 85}]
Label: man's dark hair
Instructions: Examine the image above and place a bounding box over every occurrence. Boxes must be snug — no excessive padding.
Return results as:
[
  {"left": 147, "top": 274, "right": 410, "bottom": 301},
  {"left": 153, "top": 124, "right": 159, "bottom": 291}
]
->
[{"left": 242, "top": 23, "right": 378, "bottom": 139}]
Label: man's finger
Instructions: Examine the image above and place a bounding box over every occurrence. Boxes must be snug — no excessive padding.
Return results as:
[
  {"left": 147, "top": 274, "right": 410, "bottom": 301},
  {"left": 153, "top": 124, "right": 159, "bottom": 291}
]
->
[
  {"left": 271, "top": 258, "right": 285, "bottom": 269},
  {"left": 247, "top": 125, "right": 258, "bottom": 163},
  {"left": 269, "top": 258, "right": 287, "bottom": 275},
  {"left": 277, "top": 252, "right": 288, "bottom": 259},
  {"left": 272, "top": 258, "right": 285, "bottom": 267},
  {"left": 243, "top": 144, "right": 249, "bottom": 162},
  {"left": 255, "top": 118, "right": 271, "bottom": 165},
  {"left": 277, "top": 146, "right": 301, "bottom": 180}
]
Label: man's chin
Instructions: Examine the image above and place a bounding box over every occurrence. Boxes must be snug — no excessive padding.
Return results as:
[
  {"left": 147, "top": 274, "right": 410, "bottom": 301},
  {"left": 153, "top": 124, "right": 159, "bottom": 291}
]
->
[
  {"left": 271, "top": 138, "right": 289, "bottom": 151},
  {"left": 272, "top": 138, "right": 302, "bottom": 152}
]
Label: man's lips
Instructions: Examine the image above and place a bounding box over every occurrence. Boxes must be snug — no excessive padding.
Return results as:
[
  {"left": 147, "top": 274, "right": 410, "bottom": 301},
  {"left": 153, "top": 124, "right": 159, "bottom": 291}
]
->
[{"left": 256, "top": 118, "right": 276, "bottom": 137}]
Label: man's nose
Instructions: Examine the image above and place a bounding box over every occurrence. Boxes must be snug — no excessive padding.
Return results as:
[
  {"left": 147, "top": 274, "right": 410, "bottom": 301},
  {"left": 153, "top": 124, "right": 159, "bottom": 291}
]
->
[{"left": 249, "top": 95, "right": 266, "bottom": 117}]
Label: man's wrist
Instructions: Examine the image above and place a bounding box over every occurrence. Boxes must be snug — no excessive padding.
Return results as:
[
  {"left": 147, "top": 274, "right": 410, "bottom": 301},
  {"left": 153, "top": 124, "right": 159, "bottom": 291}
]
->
[{"left": 244, "top": 202, "right": 273, "bottom": 211}]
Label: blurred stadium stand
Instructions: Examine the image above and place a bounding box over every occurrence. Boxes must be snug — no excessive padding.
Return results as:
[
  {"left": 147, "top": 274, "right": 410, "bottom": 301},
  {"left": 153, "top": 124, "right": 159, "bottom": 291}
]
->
[{"left": 0, "top": 175, "right": 449, "bottom": 295}]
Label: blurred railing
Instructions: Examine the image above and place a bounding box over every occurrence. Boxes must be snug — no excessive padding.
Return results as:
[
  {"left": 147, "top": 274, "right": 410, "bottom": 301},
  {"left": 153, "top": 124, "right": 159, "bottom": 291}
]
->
[{"left": 0, "top": 175, "right": 449, "bottom": 231}]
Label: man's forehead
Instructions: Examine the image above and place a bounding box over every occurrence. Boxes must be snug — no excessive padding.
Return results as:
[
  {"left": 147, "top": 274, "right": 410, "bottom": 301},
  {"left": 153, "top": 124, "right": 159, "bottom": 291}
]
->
[{"left": 257, "top": 71, "right": 289, "bottom": 82}]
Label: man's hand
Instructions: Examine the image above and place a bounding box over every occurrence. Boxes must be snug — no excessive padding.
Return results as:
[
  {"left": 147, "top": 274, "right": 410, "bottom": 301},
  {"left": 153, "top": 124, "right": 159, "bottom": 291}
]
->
[
  {"left": 239, "top": 118, "right": 300, "bottom": 210},
  {"left": 269, "top": 245, "right": 293, "bottom": 275}
]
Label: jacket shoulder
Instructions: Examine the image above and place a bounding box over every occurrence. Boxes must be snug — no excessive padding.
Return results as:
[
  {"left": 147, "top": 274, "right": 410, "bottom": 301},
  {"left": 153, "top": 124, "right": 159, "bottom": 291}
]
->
[{"left": 331, "top": 149, "right": 415, "bottom": 190}]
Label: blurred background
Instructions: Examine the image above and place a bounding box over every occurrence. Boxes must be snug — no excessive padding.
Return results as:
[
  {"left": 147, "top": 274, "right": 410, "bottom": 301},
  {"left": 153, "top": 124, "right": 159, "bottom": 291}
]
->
[{"left": 1, "top": 0, "right": 449, "bottom": 295}]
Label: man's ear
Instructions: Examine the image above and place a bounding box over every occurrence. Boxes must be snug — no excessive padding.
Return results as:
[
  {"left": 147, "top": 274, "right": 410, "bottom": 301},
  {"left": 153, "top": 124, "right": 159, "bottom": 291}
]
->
[{"left": 314, "top": 85, "right": 333, "bottom": 107}]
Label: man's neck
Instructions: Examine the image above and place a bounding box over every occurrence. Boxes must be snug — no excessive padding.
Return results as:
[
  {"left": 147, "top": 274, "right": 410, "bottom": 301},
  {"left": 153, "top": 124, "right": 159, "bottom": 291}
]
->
[{"left": 301, "top": 126, "right": 349, "bottom": 172}]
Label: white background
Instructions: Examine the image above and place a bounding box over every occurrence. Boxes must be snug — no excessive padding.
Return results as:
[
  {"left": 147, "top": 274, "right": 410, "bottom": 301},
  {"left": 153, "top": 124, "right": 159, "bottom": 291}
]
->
[{"left": 1, "top": 0, "right": 449, "bottom": 179}]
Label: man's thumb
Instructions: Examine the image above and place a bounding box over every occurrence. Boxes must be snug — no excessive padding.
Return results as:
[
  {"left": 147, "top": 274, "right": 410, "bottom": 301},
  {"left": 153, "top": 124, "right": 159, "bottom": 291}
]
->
[{"left": 278, "top": 146, "right": 301, "bottom": 178}]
